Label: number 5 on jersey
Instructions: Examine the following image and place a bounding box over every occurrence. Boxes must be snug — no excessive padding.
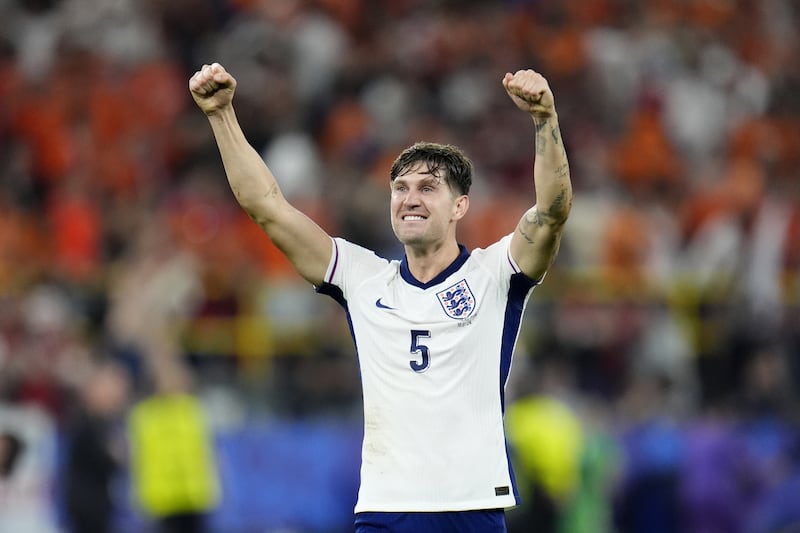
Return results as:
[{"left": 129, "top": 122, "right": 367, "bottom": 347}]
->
[{"left": 409, "top": 330, "right": 431, "bottom": 372}]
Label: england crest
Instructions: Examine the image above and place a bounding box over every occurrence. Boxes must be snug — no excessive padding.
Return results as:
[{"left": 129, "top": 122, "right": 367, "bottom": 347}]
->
[{"left": 436, "top": 279, "right": 476, "bottom": 320}]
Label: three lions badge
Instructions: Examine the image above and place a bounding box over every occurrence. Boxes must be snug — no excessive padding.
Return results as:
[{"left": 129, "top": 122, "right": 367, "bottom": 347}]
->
[{"left": 436, "top": 279, "right": 475, "bottom": 319}]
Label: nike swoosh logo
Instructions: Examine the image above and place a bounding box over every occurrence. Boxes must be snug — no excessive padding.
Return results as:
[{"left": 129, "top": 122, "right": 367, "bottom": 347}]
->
[{"left": 375, "top": 298, "right": 396, "bottom": 310}]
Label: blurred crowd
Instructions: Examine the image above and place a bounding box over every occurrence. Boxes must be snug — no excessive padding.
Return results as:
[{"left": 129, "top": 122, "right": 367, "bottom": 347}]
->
[{"left": 1, "top": 0, "right": 800, "bottom": 531}]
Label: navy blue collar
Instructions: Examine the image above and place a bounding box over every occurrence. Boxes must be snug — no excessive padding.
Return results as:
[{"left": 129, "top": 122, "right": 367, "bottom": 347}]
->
[{"left": 399, "top": 244, "right": 470, "bottom": 289}]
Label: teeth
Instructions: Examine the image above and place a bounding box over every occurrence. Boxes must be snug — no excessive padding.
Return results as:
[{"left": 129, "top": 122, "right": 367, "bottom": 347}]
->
[{"left": 404, "top": 216, "right": 425, "bottom": 221}]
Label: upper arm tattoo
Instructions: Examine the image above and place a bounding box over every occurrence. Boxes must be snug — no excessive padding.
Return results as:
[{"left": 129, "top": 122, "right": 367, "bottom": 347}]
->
[{"left": 518, "top": 210, "right": 538, "bottom": 244}]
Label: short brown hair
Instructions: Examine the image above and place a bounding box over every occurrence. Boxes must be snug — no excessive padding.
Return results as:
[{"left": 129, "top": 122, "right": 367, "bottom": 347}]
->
[{"left": 390, "top": 142, "right": 473, "bottom": 196}]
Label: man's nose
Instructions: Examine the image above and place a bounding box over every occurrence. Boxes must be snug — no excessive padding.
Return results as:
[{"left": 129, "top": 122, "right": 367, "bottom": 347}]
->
[{"left": 402, "top": 189, "right": 421, "bottom": 206}]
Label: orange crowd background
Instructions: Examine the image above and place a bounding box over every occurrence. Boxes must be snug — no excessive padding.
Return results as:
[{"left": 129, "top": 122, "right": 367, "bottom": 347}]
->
[{"left": 1, "top": 0, "right": 799, "bottom": 532}]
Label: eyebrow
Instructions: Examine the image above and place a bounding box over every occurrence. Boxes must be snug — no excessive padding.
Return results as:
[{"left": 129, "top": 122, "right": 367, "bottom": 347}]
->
[{"left": 392, "top": 174, "right": 444, "bottom": 188}]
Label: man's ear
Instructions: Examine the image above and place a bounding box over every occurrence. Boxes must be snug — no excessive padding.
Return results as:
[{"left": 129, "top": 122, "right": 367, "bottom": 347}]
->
[{"left": 453, "top": 195, "right": 469, "bottom": 221}]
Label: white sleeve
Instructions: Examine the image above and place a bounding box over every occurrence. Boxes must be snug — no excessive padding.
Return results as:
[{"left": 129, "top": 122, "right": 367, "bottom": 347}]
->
[{"left": 321, "top": 237, "right": 390, "bottom": 297}]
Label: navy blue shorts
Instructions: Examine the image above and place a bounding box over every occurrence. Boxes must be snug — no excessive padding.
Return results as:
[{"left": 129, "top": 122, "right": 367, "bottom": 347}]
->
[{"left": 354, "top": 509, "right": 507, "bottom": 533}]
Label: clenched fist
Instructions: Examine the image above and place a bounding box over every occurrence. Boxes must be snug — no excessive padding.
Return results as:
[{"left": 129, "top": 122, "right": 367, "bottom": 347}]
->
[
  {"left": 502, "top": 69, "right": 556, "bottom": 121},
  {"left": 189, "top": 62, "right": 237, "bottom": 116}
]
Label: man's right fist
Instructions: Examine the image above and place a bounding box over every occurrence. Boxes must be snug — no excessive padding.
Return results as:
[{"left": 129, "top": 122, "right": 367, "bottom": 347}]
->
[{"left": 189, "top": 62, "right": 237, "bottom": 116}]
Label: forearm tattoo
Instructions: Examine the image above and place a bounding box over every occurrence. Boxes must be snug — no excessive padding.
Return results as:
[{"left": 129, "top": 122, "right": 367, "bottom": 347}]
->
[
  {"left": 554, "top": 163, "right": 569, "bottom": 179},
  {"left": 548, "top": 186, "right": 572, "bottom": 218},
  {"left": 516, "top": 116, "right": 571, "bottom": 270},
  {"left": 535, "top": 119, "right": 564, "bottom": 155},
  {"left": 534, "top": 120, "right": 548, "bottom": 155}
]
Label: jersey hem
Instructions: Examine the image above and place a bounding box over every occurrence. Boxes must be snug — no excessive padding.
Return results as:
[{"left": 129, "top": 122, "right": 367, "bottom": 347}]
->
[{"left": 354, "top": 496, "right": 519, "bottom": 514}]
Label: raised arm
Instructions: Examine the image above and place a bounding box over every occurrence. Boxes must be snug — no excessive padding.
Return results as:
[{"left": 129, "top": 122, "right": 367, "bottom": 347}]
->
[
  {"left": 503, "top": 69, "right": 572, "bottom": 281},
  {"left": 189, "top": 63, "right": 332, "bottom": 286}
]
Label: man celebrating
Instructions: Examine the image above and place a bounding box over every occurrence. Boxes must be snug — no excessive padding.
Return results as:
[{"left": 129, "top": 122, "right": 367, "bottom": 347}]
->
[{"left": 190, "top": 62, "right": 571, "bottom": 532}]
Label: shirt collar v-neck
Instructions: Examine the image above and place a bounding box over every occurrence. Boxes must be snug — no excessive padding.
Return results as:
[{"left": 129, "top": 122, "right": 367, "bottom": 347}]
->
[{"left": 399, "top": 244, "right": 470, "bottom": 289}]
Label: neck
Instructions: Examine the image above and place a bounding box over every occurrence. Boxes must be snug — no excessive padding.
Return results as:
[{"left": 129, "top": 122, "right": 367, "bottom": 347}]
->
[{"left": 404, "top": 241, "right": 461, "bottom": 283}]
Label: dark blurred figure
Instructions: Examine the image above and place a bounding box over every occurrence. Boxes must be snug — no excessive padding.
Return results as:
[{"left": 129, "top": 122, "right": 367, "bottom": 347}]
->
[
  {"left": 613, "top": 370, "right": 684, "bottom": 533},
  {"left": 505, "top": 358, "right": 585, "bottom": 533},
  {"left": 0, "top": 431, "right": 24, "bottom": 478},
  {"left": 62, "top": 360, "right": 131, "bottom": 533}
]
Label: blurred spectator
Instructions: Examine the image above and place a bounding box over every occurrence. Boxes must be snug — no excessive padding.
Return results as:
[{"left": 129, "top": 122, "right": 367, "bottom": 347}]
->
[
  {"left": 614, "top": 369, "right": 685, "bottom": 533},
  {"left": 746, "top": 466, "right": 800, "bottom": 533},
  {"left": 559, "top": 407, "right": 620, "bottom": 533},
  {"left": 105, "top": 207, "right": 203, "bottom": 383},
  {"left": 129, "top": 356, "right": 219, "bottom": 533},
  {"left": 0, "top": 402, "right": 59, "bottom": 533},
  {"left": 0, "top": 432, "right": 23, "bottom": 478},
  {"left": 62, "top": 358, "right": 131, "bottom": 533},
  {"left": 506, "top": 385, "right": 584, "bottom": 532}
]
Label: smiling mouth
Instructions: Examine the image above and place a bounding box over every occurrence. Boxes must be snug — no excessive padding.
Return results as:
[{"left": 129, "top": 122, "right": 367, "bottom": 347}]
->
[{"left": 402, "top": 215, "right": 426, "bottom": 221}]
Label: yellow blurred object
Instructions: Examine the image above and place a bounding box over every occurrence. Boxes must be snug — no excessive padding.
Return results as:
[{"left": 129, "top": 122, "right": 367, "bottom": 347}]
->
[
  {"left": 506, "top": 396, "right": 584, "bottom": 502},
  {"left": 128, "top": 393, "right": 220, "bottom": 517}
]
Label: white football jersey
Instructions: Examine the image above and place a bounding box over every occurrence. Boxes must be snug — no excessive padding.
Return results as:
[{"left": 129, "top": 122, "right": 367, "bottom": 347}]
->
[{"left": 317, "top": 234, "right": 539, "bottom": 513}]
